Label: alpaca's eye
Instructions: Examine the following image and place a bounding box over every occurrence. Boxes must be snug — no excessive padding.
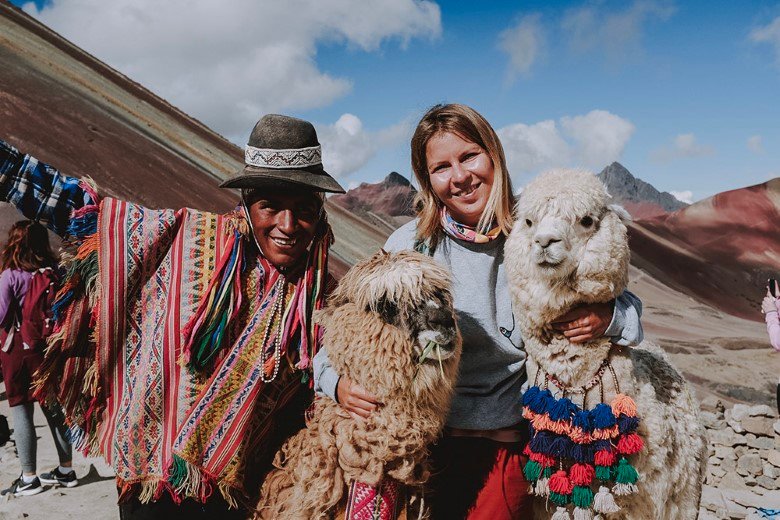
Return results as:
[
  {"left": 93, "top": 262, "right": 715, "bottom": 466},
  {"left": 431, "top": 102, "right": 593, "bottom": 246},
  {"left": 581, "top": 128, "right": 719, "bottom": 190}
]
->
[
  {"left": 525, "top": 219, "right": 533, "bottom": 227},
  {"left": 580, "top": 216, "right": 594, "bottom": 227}
]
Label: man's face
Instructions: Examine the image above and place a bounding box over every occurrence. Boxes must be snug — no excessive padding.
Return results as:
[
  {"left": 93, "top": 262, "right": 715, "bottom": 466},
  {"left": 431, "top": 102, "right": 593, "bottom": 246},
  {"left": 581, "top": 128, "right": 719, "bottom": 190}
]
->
[{"left": 245, "top": 188, "right": 322, "bottom": 269}]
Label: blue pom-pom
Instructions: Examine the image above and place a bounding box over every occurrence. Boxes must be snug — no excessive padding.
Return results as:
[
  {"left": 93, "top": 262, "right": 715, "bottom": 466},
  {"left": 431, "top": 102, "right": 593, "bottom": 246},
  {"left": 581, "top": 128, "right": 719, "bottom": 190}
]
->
[
  {"left": 549, "top": 397, "right": 577, "bottom": 422},
  {"left": 529, "top": 431, "right": 555, "bottom": 455},
  {"left": 528, "top": 388, "right": 555, "bottom": 415},
  {"left": 592, "top": 403, "right": 616, "bottom": 429},
  {"left": 522, "top": 386, "right": 540, "bottom": 407},
  {"left": 570, "top": 443, "right": 595, "bottom": 463},
  {"left": 617, "top": 414, "right": 640, "bottom": 434},
  {"left": 549, "top": 435, "right": 572, "bottom": 458},
  {"left": 592, "top": 439, "right": 612, "bottom": 452},
  {"left": 572, "top": 410, "right": 593, "bottom": 432}
]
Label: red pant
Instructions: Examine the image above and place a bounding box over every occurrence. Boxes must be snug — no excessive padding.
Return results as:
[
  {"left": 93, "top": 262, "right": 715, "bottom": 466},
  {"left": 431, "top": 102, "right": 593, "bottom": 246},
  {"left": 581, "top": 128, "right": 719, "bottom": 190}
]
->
[{"left": 427, "top": 435, "right": 532, "bottom": 519}]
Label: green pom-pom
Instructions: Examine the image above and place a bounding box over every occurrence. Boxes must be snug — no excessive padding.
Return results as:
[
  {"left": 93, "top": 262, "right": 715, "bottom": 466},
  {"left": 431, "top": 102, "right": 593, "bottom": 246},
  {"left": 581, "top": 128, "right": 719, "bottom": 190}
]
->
[
  {"left": 615, "top": 457, "right": 638, "bottom": 485},
  {"left": 523, "top": 460, "right": 542, "bottom": 482},
  {"left": 549, "top": 491, "right": 570, "bottom": 506},
  {"left": 541, "top": 466, "right": 553, "bottom": 479},
  {"left": 572, "top": 485, "right": 594, "bottom": 508},
  {"left": 595, "top": 465, "right": 612, "bottom": 481}
]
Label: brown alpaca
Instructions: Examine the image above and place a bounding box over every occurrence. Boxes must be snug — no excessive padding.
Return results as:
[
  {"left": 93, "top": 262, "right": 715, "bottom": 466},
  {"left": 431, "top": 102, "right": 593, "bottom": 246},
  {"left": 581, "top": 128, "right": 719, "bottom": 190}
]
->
[{"left": 254, "top": 250, "right": 462, "bottom": 519}]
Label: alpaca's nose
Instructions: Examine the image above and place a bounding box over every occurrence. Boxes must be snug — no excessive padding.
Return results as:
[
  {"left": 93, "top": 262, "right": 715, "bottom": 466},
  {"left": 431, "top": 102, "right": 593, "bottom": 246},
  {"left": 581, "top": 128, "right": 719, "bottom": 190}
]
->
[
  {"left": 534, "top": 232, "right": 561, "bottom": 248},
  {"left": 427, "top": 306, "right": 455, "bottom": 330}
]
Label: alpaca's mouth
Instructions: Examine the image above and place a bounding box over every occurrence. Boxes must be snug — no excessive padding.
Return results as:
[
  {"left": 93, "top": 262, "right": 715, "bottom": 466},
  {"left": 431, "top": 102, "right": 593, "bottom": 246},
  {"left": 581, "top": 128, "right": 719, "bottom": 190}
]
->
[{"left": 416, "top": 331, "right": 456, "bottom": 361}]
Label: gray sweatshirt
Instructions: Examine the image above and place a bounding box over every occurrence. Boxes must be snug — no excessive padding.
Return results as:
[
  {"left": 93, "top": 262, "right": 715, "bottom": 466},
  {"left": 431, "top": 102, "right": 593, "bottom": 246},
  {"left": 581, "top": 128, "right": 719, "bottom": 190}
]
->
[{"left": 313, "top": 219, "right": 644, "bottom": 430}]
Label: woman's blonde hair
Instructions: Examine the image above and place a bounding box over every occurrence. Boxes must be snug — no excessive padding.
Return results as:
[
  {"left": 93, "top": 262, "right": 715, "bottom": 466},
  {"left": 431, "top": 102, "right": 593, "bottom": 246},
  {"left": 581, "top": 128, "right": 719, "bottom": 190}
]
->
[{"left": 410, "top": 104, "right": 515, "bottom": 248}]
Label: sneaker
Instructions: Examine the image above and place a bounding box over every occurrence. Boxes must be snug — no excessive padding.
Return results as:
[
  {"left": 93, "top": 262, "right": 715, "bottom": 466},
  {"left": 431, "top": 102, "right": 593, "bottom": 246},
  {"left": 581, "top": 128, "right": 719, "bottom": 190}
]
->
[
  {"left": 1, "top": 475, "right": 44, "bottom": 497},
  {"left": 39, "top": 467, "right": 78, "bottom": 488}
]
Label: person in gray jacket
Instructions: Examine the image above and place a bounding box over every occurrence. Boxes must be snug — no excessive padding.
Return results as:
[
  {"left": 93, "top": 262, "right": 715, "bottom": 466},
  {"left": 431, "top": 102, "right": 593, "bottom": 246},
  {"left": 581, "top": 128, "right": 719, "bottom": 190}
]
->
[{"left": 314, "top": 103, "right": 643, "bottom": 519}]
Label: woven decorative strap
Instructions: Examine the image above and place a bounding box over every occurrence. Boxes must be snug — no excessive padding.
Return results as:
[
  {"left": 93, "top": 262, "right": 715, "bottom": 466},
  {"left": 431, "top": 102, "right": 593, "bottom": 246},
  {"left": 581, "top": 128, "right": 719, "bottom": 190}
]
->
[
  {"left": 245, "top": 145, "right": 322, "bottom": 168},
  {"left": 343, "top": 480, "right": 401, "bottom": 520}
]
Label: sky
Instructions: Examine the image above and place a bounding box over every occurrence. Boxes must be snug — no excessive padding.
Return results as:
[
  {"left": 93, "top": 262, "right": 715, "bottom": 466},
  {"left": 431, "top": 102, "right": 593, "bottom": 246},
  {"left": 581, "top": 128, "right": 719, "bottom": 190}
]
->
[{"left": 11, "top": 0, "right": 780, "bottom": 202}]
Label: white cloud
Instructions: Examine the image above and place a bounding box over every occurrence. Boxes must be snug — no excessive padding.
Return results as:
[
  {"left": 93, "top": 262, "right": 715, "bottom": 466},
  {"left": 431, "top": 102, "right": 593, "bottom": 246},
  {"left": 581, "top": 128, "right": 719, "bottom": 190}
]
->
[
  {"left": 561, "top": 0, "right": 675, "bottom": 64},
  {"left": 747, "top": 135, "right": 764, "bottom": 154},
  {"left": 651, "top": 133, "right": 714, "bottom": 163},
  {"left": 23, "top": 0, "right": 441, "bottom": 141},
  {"left": 670, "top": 190, "right": 693, "bottom": 204},
  {"left": 750, "top": 16, "right": 780, "bottom": 66},
  {"left": 498, "top": 110, "right": 635, "bottom": 182},
  {"left": 318, "top": 114, "right": 412, "bottom": 178},
  {"left": 498, "top": 14, "right": 544, "bottom": 82}
]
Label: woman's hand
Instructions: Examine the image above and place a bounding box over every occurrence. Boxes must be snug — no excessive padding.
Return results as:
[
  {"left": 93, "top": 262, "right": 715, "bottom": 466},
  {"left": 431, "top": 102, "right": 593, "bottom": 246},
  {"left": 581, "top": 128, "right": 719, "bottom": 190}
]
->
[
  {"left": 762, "top": 290, "right": 777, "bottom": 314},
  {"left": 551, "top": 301, "right": 614, "bottom": 344},
  {"left": 336, "top": 376, "right": 381, "bottom": 420}
]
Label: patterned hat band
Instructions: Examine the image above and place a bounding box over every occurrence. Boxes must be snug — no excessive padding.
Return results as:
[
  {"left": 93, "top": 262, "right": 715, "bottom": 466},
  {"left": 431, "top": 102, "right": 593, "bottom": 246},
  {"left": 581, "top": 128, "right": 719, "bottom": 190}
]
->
[{"left": 245, "top": 144, "right": 322, "bottom": 169}]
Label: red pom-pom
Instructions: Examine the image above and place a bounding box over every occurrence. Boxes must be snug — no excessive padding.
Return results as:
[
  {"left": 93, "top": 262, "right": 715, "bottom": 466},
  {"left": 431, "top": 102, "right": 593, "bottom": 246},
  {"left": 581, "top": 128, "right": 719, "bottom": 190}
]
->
[
  {"left": 569, "top": 463, "right": 595, "bottom": 486},
  {"left": 523, "top": 444, "right": 532, "bottom": 457},
  {"left": 529, "top": 451, "right": 557, "bottom": 468},
  {"left": 594, "top": 448, "right": 616, "bottom": 467},
  {"left": 549, "top": 469, "right": 573, "bottom": 495},
  {"left": 617, "top": 433, "right": 644, "bottom": 455}
]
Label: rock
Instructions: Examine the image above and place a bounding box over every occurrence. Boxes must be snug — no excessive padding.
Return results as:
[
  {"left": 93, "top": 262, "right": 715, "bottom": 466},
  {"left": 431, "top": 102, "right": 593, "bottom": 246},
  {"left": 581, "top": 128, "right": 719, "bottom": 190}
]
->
[
  {"left": 729, "top": 419, "right": 747, "bottom": 434},
  {"left": 737, "top": 454, "right": 764, "bottom": 476},
  {"left": 768, "top": 450, "right": 780, "bottom": 468},
  {"left": 698, "top": 509, "right": 720, "bottom": 520},
  {"left": 747, "top": 435, "right": 774, "bottom": 450},
  {"left": 701, "top": 411, "right": 727, "bottom": 429},
  {"left": 774, "top": 420, "right": 780, "bottom": 436},
  {"left": 732, "top": 404, "right": 751, "bottom": 422},
  {"left": 725, "top": 488, "right": 780, "bottom": 509},
  {"left": 764, "top": 462, "right": 780, "bottom": 478},
  {"left": 700, "top": 485, "right": 727, "bottom": 512},
  {"left": 735, "top": 446, "right": 749, "bottom": 458},
  {"left": 722, "top": 456, "right": 737, "bottom": 472},
  {"left": 756, "top": 475, "right": 778, "bottom": 489},
  {"left": 714, "top": 446, "right": 733, "bottom": 459},
  {"left": 712, "top": 467, "right": 727, "bottom": 478},
  {"left": 723, "top": 497, "right": 749, "bottom": 519},
  {"left": 742, "top": 417, "right": 775, "bottom": 437},
  {"left": 708, "top": 455, "right": 721, "bottom": 466},
  {"left": 711, "top": 428, "right": 747, "bottom": 447},
  {"left": 700, "top": 394, "right": 723, "bottom": 413},
  {"left": 748, "top": 404, "right": 775, "bottom": 417}
]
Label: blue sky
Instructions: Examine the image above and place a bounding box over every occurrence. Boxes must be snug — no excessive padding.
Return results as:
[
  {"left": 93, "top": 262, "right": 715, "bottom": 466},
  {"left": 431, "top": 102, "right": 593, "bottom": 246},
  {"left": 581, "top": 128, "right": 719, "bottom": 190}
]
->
[{"left": 12, "top": 0, "right": 780, "bottom": 202}]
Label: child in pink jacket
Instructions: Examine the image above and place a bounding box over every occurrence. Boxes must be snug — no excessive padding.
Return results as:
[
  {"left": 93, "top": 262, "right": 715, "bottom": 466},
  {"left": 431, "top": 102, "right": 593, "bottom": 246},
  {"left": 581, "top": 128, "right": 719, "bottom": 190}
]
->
[{"left": 762, "top": 286, "right": 780, "bottom": 415}]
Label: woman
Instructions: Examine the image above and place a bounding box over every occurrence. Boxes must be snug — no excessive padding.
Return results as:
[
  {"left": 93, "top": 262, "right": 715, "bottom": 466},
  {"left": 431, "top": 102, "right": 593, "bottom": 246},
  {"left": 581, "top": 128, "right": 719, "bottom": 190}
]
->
[
  {"left": 761, "top": 283, "right": 779, "bottom": 415},
  {"left": 0, "top": 114, "right": 344, "bottom": 518},
  {"left": 0, "top": 220, "right": 75, "bottom": 497},
  {"left": 314, "top": 104, "right": 643, "bottom": 519}
]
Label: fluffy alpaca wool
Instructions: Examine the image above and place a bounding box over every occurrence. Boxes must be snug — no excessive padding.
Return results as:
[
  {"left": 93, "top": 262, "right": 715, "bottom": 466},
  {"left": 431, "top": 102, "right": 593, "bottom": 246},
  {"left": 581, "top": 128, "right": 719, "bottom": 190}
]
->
[
  {"left": 254, "top": 250, "right": 462, "bottom": 519},
  {"left": 504, "top": 169, "right": 707, "bottom": 519}
]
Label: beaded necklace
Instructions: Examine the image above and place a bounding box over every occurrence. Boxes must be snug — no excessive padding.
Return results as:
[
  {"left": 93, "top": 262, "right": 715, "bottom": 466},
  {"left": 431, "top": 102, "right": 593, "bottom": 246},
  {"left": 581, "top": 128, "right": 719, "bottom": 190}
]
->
[{"left": 522, "top": 354, "right": 644, "bottom": 520}]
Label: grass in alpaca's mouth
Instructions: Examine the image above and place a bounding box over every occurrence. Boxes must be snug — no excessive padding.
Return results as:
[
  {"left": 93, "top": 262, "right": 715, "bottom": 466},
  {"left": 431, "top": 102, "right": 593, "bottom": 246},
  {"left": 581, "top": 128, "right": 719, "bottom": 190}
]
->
[{"left": 414, "top": 340, "right": 445, "bottom": 380}]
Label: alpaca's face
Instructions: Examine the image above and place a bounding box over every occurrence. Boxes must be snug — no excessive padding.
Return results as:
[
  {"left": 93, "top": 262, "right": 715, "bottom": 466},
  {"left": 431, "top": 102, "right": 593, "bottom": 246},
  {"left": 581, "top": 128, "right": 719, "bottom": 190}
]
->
[
  {"left": 329, "top": 250, "right": 459, "bottom": 362},
  {"left": 513, "top": 169, "right": 626, "bottom": 283}
]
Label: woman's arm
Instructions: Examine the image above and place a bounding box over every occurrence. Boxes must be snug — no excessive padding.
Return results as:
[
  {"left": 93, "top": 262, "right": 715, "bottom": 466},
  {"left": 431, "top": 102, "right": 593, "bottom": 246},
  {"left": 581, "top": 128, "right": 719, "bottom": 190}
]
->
[
  {"left": 552, "top": 290, "right": 643, "bottom": 345},
  {"left": 764, "top": 296, "right": 780, "bottom": 352},
  {"left": 0, "top": 139, "right": 95, "bottom": 237},
  {"left": 0, "top": 270, "right": 18, "bottom": 328},
  {"left": 313, "top": 348, "right": 379, "bottom": 418}
]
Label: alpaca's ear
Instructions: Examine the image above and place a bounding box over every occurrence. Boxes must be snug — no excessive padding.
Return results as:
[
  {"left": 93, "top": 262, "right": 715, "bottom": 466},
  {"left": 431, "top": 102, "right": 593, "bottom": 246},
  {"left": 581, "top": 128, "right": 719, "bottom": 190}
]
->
[{"left": 608, "top": 204, "right": 632, "bottom": 223}]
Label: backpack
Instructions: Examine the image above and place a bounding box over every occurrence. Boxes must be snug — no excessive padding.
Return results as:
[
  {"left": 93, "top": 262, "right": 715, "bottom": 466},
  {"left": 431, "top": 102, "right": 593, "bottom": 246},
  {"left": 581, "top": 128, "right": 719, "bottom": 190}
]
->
[{"left": 2, "top": 268, "right": 58, "bottom": 352}]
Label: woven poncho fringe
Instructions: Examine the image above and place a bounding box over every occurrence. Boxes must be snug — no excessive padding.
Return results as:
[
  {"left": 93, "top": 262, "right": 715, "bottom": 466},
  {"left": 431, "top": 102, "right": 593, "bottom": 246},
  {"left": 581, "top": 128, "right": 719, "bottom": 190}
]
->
[{"left": 34, "top": 190, "right": 332, "bottom": 507}]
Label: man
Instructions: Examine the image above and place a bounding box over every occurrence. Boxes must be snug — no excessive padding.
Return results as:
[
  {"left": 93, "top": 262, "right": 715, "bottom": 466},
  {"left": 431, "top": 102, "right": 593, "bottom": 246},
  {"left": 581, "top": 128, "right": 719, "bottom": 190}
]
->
[{"left": 0, "top": 114, "right": 344, "bottom": 518}]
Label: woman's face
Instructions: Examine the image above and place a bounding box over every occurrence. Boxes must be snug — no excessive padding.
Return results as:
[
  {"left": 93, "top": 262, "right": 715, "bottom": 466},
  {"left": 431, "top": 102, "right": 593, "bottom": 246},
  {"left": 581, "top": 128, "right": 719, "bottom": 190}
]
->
[{"left": 425, "top": 131, "right": 494, "bottom": 227}]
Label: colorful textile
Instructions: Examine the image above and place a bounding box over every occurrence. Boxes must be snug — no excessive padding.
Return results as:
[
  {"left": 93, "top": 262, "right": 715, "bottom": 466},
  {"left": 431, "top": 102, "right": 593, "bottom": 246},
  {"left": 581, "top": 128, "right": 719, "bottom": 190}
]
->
[
  {"left": 520, "top": 385, "right": 643, "bottom": 516},
  {"left": 0, "top": 140, "right": 95, "bottom": 236},
  {"left": 439, "top": 207, "right": 501, "bottom": 244},
  {"left": 343, "top": 480, "right": 402, "bottom": 520}
]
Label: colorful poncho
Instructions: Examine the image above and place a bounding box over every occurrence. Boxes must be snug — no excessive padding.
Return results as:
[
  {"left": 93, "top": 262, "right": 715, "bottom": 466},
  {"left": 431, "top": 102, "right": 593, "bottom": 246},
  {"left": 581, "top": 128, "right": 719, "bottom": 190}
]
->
[{"left": 33, "top": 192, "right": 331, "bottom": 507}]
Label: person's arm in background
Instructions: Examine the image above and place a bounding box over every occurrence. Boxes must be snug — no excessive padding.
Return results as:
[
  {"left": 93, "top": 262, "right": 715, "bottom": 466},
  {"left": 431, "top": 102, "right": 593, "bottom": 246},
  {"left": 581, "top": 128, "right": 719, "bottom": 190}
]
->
[
  {"left": 762, "top": 294, "right": 780, "bottom": 352},
  {"left": 0, "top": 139, "right": 96, "bottom": 237},
  {"left": 0, "top": 270, "right": 18, "bottom": 329}
]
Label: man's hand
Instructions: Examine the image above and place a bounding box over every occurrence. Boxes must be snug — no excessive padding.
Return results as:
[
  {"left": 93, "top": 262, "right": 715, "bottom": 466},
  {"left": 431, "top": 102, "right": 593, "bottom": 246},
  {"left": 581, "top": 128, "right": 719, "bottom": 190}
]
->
[
  {"left": 336, "top": 376, "right": 381, "bottom": 420},
  {"left": 551, "top": 301, "right": 614, "bottom": 344}
]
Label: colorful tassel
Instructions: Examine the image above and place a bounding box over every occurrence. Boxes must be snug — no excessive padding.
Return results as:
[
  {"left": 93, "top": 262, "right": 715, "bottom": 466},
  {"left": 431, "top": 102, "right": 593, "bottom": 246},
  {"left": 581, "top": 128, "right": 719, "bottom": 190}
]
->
[
  {"left": 529, "top": 450, "right": 557, "bottom": 468},
  {"left": 523, "top": 460, "right": 542, "bottom": 482},
  {"left": 610, "top": 393, "right": 637, "bottom": 417},
  {"left": 550, "top": 492, "right": 570, "bottom": 507},
  {"left": 569, "top": 463, "right": 595, "bottom": 486},
  {"left": 613, "top": 483, "right": 638, "bottom": 496},
  {"left": 616, "top": 432, "right": 644, "bottom": 455},
  {"left": 595, "top": 465, "right": 612, "bottom": 481},
  {"left": 594, "top": 449, "right": 615, "bottom": 467},
  {"left": 570, "top": 443, "right": 594, "bottom": 464},
  {"left": 549, "top": 396, "right": 577, "bottom": 422},
  {"left": 573, "top": 507, "right": 594, "bottom": 520},
  {"left": 614, "top": 457, "right": 639, "bottom": 485},
  {"left": 617, "top": 414, "right": 640, "bottom": 434},
  {"left": 591, "top": 403, "right": 616, "bottom": 429},
  {"left": 535, "top": 475, "right": 551, "bottom": 497},
  {"left": 551, "top": 506, "right": 572, "bottom": 520},
  {"left": 549, "top": 469, "right": 574, "bottom": 495},
  {"left": 593, "top": 486, "right": 621, "bottom": 514},
  {"left": 550, "top": 436, "right": 572, "bottom": 458},
  {"left": 572, "top": 485, "right": 594, "bottom": 508}
]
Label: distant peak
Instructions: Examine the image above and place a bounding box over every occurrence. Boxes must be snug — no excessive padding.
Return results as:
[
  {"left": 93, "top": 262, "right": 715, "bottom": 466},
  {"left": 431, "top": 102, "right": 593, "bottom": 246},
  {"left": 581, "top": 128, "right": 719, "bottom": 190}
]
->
[{"left": 384, "top": 171, "right": 411, "bottom": 187}]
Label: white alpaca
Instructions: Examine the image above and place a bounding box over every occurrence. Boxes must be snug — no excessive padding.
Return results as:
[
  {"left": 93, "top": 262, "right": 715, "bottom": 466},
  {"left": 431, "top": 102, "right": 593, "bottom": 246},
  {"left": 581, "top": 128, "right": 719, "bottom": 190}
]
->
[{"left": 504, "top": 169, "right": 707, "bottom": 520}]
